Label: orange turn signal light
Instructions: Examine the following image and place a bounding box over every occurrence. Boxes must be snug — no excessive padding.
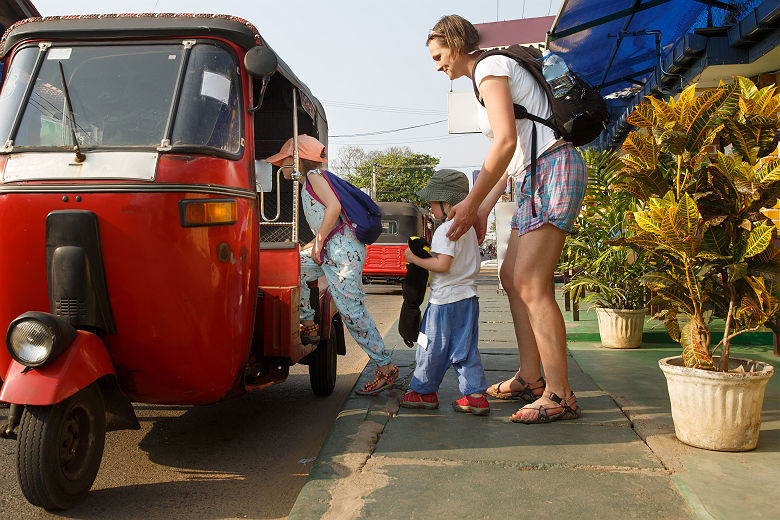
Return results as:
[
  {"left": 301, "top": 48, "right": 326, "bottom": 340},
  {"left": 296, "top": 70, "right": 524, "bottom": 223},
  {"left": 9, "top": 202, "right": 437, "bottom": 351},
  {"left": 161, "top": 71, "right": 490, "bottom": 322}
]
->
[{"left": 179, "top": 199, "right": 238, "bottom": 227}]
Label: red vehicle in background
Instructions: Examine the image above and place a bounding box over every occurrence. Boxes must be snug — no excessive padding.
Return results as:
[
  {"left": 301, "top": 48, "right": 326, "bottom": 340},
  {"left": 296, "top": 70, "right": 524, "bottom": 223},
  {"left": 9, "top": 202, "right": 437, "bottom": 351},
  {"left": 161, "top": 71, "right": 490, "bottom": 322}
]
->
[
  {"left": 0, "top": 14, "right": 344, "bottom": 509},
  {"left": 363, "top": 202, "right": 431, "bottom": 285}
]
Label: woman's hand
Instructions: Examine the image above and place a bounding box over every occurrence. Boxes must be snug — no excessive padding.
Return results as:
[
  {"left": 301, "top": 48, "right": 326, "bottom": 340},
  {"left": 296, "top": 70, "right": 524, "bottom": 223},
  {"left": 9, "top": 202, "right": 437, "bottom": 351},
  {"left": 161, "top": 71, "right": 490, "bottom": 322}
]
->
[
  {"left": 404, "top": 247, "right": 417, "bottom": 264},
  {"left": 446, "top": 198, "right": 478, "bottom": 241}
]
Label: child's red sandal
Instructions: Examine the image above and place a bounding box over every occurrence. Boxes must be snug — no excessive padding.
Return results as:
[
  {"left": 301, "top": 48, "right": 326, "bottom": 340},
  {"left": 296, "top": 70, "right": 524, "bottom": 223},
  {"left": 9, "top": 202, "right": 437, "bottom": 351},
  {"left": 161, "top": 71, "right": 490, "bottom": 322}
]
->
[
  {"left": 452, "top": 394, "right": 490, "bottom": 416},
  {"left": 400, "top": 390, "right": 439, "bottom": 409}
]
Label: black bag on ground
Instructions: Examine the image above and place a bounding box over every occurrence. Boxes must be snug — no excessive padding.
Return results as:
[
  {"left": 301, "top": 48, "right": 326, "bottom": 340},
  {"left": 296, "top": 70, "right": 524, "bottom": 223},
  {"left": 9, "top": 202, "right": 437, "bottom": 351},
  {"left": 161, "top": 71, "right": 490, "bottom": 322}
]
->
[{"left": 398, "top": 236, "right": 432, "bottom": 348}]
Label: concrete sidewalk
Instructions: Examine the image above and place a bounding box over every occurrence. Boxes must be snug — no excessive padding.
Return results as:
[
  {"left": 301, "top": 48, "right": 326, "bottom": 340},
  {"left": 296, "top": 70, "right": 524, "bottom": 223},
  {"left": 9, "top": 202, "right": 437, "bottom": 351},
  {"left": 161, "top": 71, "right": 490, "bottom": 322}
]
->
[{"left": 288, "top": 268, "right": 780, "bottom": 520}]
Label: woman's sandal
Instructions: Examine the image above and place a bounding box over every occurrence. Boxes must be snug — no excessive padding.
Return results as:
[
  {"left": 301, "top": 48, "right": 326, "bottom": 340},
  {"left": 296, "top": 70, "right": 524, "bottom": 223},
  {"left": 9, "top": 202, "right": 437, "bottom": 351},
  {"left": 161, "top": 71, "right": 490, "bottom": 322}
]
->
[
  {"left": 355, "top": 365, "right": 399, "bottom": 396},
  {"left": 510, "top": 391, "right": 581, "bottom": 424},
  {"left": 300, "top": 323, "right": 320, "bottom": 344},
  {"left": 486, "top": 372, "right": 545, "bottom": 403}
]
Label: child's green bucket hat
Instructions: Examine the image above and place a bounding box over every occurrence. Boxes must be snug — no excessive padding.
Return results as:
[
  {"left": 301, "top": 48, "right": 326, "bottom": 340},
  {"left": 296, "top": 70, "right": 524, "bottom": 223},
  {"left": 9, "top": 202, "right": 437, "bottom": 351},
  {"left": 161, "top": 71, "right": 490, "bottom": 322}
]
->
[{"left": 416, "top": 168, "right": 470, "bottom": 206}]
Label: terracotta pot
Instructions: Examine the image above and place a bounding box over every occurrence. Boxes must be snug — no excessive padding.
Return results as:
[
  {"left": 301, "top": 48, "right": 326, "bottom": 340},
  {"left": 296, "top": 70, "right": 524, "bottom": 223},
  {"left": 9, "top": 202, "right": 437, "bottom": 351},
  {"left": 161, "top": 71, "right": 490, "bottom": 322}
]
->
[
  {"left": 594, "top": 307, "right": 645, "bottom": 349},
  {"left": 659, "top": 356, "right": 775, "bottom": 451}
]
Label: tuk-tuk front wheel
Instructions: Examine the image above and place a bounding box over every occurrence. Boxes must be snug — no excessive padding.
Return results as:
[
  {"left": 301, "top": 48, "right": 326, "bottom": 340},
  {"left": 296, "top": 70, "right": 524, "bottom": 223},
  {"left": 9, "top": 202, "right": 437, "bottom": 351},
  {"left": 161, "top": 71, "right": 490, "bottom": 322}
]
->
[
  {"left": 16, "top": 383, "right": 106, "bottom": 510},
  {"left": 309, "top": 316, "right": 339, "bottom": 396}
]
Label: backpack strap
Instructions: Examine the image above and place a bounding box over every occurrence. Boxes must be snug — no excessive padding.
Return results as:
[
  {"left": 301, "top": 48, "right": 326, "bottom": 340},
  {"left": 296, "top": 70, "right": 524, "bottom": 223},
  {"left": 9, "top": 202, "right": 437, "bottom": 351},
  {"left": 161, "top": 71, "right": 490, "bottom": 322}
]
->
[
  {"left": 303, "top": 171, "right": 347, "bottom": 262},
  {"left": 529, "top": 122, "right": 538, "bottom": 218},
  {"left": 471, "top": 50, "right": 560, "bottom": 138},
  {"left": 305, "top": 170, "right": 348, "bottom": 226},
  {"left": 472, "top": 51, "right": 552, "bottom": 218}
]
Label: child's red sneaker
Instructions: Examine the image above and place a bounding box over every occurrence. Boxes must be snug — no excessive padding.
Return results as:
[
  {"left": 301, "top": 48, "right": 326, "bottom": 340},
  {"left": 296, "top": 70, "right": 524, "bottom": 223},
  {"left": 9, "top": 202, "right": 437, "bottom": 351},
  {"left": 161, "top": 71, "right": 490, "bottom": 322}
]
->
[
  {"left": 452, "top": 394, "right": 490, "bottom": 416},
  {"left": 400, "top": 390, "right": 439, "bottom": 409}
]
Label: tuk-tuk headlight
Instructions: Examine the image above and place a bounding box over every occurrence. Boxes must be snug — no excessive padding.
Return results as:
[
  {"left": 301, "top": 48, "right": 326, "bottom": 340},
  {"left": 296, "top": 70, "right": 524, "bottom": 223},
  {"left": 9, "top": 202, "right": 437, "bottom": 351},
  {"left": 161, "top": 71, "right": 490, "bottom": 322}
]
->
[{"left": 6, "top": 312, "right": 78, "bottom": 368}]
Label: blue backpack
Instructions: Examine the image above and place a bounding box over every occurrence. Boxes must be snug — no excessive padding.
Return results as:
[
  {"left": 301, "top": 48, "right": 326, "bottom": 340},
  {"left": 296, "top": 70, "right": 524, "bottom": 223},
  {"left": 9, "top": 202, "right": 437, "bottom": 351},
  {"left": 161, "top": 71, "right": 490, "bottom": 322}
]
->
[{"left": 304, "top": 169, "right": 383, "bottom": 245}]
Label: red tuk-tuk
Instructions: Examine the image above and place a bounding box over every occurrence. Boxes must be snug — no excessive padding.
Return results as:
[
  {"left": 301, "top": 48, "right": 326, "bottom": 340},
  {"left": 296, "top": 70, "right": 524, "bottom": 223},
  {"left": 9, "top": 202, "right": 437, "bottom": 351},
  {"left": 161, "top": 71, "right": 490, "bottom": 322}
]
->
[
  {"left": 0, "top": 13, "right": 344, "bottom": 509},
  {"left": 363, "top": 202, "right": 431, "bottom": 285}
]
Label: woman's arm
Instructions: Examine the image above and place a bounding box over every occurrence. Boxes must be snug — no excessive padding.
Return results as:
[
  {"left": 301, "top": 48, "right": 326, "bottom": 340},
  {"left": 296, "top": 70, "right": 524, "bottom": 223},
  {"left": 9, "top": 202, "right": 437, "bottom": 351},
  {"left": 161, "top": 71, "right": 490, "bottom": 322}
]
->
[
  {"left": 446, "top": 75, "right": 517, "bottom": 241},
  {"left": 473, "top": 172, "right": 510, "bottom": 243},
  {"left": 405, "top": 248, "right": 452, "bottom": 273},
  {"left": 307, "top": 172, "right": 342, "bottom": 264}
]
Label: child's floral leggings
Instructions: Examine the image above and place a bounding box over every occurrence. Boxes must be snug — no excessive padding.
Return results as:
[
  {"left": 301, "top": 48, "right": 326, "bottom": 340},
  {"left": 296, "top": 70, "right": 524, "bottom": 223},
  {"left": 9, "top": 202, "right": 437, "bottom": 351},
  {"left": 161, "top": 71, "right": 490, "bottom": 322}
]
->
[{"left": 300, "top": 229, "right": 392, "bottom": 367}]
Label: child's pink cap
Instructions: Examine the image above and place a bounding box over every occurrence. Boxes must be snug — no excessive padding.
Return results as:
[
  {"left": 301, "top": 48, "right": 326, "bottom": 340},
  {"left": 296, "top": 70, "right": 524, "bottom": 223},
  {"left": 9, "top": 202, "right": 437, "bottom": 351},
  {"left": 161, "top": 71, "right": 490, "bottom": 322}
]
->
[{"left": 265, "top": 134, "right": 327, "bottom": 166}]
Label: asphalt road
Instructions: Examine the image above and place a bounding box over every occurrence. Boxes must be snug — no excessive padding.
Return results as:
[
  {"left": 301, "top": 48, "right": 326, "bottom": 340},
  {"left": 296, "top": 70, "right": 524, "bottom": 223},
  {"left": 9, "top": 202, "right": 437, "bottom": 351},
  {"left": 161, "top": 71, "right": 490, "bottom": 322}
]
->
[{"left": 0, "top": 284, "right": 403, "bottom": 520}]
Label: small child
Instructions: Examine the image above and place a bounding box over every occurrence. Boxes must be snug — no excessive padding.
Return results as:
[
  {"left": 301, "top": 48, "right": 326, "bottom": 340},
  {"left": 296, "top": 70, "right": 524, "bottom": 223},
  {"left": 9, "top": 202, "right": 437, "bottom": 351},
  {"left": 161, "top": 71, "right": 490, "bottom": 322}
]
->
[{"left": 401, "top": 169, "right": 489, "bottom": 415}]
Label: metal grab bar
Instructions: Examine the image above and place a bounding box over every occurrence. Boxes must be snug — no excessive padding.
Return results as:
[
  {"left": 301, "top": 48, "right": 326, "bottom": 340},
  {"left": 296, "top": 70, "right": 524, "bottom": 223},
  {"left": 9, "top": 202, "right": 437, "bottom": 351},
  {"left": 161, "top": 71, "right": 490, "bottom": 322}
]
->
[{"left": 292, "top": 88, "right": 299, "bottom": 244}]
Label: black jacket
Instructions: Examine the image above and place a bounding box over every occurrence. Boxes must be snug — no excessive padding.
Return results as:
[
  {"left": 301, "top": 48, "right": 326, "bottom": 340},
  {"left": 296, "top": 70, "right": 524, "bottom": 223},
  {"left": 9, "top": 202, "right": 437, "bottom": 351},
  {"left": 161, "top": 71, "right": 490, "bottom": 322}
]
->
[{"left": 398, "top": 236, "right": 432, "bottom": 347}]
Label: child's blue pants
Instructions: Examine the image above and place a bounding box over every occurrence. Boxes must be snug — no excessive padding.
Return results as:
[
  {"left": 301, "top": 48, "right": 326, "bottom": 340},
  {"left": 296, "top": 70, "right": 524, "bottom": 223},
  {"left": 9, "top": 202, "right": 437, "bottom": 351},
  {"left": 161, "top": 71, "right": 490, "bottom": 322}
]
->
[{"left": 410, "top": 296, "right": 487, "bottom": 396}]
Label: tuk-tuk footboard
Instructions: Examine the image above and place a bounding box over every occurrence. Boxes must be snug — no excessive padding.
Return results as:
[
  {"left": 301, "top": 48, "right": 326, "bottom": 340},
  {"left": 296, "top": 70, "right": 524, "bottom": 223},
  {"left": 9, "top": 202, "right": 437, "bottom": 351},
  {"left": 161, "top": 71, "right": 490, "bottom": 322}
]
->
[
  {"left": 254, "top": 286, "right": 315, "bottom": 364},
  {"left": 244, "top": 356, "right": 289, "bottom": 392}
]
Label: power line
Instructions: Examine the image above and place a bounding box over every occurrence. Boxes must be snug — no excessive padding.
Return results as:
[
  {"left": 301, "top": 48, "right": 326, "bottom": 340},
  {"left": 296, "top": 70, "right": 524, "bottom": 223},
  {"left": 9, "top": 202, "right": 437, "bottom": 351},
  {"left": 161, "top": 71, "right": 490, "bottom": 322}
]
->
[
  {"left": 331, "top": 133, "right": 478, "bottom": 146},
  {"left": 329, "top": 119, "right": 447, "bottom": 138},
  {"left": 322, "top": 100, "right": 446, "bottom": 116},
  {"left": 331, "top": 163, "right": 482, "bottom": 171}
]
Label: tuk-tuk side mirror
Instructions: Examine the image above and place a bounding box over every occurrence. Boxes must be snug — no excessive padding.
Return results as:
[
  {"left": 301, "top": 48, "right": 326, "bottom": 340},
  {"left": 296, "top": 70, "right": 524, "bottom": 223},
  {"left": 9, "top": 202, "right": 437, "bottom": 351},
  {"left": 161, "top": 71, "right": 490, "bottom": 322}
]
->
[
  {"left": 246, "top": 47, "right": 278, "bottom": 113},
  {"left": 255, "top": 160, "right": 273, "bottom": 193},
  {"left": 244, "top": 46, "right": 278, "bottom": 77}
]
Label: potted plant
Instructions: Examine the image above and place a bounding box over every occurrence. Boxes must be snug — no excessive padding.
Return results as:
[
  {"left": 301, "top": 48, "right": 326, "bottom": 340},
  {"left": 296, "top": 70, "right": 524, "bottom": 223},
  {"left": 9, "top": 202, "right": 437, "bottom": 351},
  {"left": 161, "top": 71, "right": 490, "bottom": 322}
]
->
[
  {"left": 563, "top": 149, "right": 650, "bottom": 348},
  {"left": 618, "top": 77, "right": 780, "bottom": 451}
]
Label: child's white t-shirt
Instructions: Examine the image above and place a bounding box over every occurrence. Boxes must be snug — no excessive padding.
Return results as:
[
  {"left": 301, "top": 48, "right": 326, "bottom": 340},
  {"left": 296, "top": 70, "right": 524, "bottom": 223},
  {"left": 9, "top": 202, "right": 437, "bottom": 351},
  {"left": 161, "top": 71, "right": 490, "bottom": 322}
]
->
[
  {"left": 428, "top": 220, "right": 480, "bottom": 305},
  {"left": 473, "top": 54, "right": 558, "bottom": 177}
]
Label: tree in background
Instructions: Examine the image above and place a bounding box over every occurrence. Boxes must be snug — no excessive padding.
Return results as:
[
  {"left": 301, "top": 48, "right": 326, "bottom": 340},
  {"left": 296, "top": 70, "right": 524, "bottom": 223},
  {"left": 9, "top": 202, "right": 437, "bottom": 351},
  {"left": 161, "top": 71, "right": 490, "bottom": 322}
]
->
[{"left": 335, "top": 146, "right": 439, "bottom": 206}]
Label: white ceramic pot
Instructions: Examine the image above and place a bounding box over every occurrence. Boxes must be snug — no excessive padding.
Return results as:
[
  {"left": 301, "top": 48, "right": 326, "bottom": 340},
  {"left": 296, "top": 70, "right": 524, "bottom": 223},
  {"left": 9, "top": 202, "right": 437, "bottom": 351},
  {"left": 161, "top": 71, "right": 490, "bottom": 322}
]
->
[
  {"left": 594, "top": 307, "right": 645, "bottom": 349},
  {"left": 659, "top": 356, "right": 775, "bottom": 451}
]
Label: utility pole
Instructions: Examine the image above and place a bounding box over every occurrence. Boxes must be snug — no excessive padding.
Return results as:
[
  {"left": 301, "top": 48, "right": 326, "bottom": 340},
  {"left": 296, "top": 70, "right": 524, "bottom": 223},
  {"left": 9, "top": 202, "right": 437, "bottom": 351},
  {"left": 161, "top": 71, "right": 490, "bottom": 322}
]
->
[{"left": 371, "top": 163, "right": 378, "bottom": 200}]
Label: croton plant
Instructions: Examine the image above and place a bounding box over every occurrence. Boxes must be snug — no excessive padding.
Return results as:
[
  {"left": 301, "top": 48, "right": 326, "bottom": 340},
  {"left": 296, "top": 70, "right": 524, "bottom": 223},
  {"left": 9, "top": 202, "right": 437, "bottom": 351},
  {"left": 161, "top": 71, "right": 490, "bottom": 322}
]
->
[{"left": 617, "top": 77, "right": 780, "bottom": 371}]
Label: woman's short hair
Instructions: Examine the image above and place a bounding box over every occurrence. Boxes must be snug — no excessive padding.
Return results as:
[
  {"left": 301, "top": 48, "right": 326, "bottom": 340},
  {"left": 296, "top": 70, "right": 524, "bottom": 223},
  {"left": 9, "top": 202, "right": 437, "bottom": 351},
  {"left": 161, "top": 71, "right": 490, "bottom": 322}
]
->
[{"left": 426, "top": 14, "right": 480, "bottom": 57}]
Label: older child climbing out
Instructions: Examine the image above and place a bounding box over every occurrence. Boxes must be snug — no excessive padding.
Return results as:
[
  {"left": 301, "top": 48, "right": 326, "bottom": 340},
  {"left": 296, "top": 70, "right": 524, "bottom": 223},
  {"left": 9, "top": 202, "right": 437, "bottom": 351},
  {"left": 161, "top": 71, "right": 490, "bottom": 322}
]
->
[
  {"left": 265, "top": 135, "right": 399, "bottom": 396},
  {"left": 401, "top": 169, "right": 488, "bottom": 415}
]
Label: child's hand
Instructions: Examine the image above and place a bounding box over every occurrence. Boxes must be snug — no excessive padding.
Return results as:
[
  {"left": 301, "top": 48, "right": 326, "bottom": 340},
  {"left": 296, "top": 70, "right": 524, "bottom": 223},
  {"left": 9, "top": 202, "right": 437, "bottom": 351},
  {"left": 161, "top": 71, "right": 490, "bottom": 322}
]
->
[
  {"left": 311, "top": 241, "right": 323, "bottom": 265},
  {"left": 475, "top": 211, "right": 489, "bottom": 244},
  {"left": 404, "top": 248, "right": 417, "bottom": 264}
]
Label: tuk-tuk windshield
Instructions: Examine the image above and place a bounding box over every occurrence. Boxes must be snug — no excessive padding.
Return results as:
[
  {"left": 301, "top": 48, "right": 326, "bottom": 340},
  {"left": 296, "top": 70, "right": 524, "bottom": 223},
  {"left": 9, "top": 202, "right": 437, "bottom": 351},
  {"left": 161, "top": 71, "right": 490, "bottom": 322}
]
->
[{"left": 0, "top": 42, "right": 241, "bottom": 154}]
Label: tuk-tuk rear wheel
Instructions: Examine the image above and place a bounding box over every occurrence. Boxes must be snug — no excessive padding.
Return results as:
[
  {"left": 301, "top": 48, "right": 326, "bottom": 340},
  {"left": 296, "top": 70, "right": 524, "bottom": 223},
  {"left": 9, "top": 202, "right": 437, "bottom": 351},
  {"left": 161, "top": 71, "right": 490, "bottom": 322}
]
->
[
  {"left": 309, "top": 316, "right": 339, "bottom": 396},
  {"left": 16, "top": 383, "right": 106, "bottom": 510}
]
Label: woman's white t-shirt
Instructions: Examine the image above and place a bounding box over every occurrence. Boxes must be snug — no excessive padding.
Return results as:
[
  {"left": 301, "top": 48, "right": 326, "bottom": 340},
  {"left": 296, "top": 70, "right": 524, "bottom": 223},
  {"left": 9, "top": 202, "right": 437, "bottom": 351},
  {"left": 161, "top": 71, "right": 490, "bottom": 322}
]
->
[
  {"left": 473, "top": 54, "right": 558, "bottom": 177},
  {"left": 428, "top": 220, "right": 480, "bottom": 305}
]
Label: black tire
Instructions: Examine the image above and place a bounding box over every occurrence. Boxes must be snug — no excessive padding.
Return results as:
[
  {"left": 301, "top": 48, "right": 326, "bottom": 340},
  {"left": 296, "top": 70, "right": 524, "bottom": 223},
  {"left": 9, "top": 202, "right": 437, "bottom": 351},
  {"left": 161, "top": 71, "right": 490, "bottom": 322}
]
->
[
  {"left": 16, "top": 383, "right": 106, "bottom": 510},
  {"left": 308, "top": 316, "right": 338, "bottom": 396}
]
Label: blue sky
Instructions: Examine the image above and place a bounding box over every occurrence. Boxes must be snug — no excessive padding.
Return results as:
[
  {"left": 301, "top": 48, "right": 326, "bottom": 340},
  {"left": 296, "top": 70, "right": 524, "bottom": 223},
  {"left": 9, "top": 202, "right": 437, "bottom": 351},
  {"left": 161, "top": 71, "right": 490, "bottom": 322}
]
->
[{"left": 31, "top": 0, "right": 563, "bottom": 174}]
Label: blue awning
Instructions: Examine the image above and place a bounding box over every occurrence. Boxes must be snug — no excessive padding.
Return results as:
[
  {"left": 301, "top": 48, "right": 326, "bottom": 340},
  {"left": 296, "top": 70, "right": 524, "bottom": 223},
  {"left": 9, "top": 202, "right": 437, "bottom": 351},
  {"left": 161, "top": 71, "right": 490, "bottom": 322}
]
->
[
  {"left": 547, "top": 0, "right": 777, "bottom": 150},
  {"left": 548, "top": 0, "right": 719, "bottom": 96}
]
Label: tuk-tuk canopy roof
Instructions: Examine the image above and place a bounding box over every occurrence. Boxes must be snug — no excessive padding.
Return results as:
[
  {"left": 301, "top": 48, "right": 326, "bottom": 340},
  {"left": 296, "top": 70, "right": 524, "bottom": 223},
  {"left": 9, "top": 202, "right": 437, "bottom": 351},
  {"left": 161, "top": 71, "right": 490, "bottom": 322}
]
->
[
  {"left": 0, "top": 0, "right": 39, "bottom": 32},
  {"left": 0, "top": 13, "right": 327, "bottom": 125},
  {"left": 1, "top": 13, "right": 265, "bottom": 57},
  {"left": 377, "top": 202, "right": 424, "bottom": 218}
]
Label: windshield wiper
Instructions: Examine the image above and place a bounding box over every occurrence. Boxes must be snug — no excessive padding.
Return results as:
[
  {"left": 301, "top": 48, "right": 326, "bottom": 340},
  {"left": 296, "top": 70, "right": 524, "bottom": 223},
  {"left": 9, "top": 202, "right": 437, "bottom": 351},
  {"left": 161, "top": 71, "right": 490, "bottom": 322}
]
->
[{"left": 57, "top": 61, "right": 86, "bottom": 163}]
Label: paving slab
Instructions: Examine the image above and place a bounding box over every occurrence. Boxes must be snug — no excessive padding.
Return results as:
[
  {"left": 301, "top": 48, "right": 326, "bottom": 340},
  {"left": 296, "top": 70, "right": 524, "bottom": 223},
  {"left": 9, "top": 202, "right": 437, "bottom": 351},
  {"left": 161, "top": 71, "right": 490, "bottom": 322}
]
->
[{"left": 362, "top": 464, "right": 689, "bottom": 520}]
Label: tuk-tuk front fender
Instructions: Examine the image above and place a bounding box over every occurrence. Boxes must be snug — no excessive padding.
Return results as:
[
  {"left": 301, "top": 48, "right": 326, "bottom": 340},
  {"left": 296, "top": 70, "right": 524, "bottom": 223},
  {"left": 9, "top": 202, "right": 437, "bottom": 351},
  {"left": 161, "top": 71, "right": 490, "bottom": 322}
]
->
[{"left": 0, "top": 330, "right": 115, "bottom": 406}]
